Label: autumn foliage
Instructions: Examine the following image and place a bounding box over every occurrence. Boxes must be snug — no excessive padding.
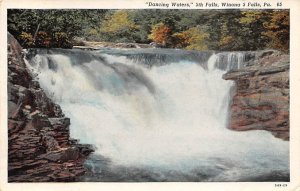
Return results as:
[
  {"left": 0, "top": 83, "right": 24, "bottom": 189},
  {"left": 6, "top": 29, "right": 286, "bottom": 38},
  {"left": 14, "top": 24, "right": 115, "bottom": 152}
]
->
[
  {"left": 8, "top": 9, "right": 290, "bottom": 51},
  {"left": 172, "top": 32, "right": 189, "bottom": 48},
  {"left": 237, "top": 10, "right": 289, "bottom": 51},
  {"left": 19, "top": 32, "right": 34, "bottom": 47},
  {"left": 35, "top": 31, "right": 51, "bottom": 48},
  {"left": 263, "top": 10, "right": 289, "bottom": 51},
  {"left": 148, "top": 24, "right": 210, "bottom": 51},
  {"left": 18, "top": 31, "right": 72, "bottom": 48},
  {"left": 219, "top": 36, "right": 234, "bottom": 49},
  {"left": 148, "top": 23, "right": 172, "bottom": 46}
]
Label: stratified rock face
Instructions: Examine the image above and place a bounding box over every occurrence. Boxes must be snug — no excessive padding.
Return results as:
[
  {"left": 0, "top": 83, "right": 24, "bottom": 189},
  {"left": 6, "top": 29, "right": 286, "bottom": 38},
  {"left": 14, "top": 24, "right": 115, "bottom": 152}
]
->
[
  {"left": 223, "top": 50, "right": 289, "bottom": 140},
  {"left": 7, "top": 32, "right": 94, "bottom": 182}
]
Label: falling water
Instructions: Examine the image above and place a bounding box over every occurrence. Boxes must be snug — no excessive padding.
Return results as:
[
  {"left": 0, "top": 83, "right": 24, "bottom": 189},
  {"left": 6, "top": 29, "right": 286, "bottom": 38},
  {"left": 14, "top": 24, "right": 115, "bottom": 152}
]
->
[{"left": 27, "top": 48, "right": 289, "bottom": 182}]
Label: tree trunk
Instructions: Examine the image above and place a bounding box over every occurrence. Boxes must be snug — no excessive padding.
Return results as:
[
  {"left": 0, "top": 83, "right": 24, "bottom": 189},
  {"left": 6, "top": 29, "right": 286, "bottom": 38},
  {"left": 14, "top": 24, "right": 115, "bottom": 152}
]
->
[{"left": 33, "top": 23, "right": 40, "bottom": 44}]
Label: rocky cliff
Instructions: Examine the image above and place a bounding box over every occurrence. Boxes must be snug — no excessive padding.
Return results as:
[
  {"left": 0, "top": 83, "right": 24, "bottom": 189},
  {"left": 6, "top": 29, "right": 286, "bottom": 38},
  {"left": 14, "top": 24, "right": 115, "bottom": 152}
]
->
[
  {"left": 223, "top": 51, "right": 289, "bottom": 140},
  {"left": 7, "top": 33, "right": 94, "bottom": 182}
]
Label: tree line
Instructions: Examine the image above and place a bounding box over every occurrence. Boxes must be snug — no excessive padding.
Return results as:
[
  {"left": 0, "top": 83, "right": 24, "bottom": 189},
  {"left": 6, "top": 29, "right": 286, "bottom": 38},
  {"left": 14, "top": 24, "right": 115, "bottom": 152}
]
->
[{"left": 7, "top": 9, "right": 289, "bottom": 51}]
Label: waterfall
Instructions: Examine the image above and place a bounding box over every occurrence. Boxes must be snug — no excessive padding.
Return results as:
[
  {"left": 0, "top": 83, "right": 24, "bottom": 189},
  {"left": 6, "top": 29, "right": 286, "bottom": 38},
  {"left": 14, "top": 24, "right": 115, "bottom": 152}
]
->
[{"left": 27, "top": 48, "right": 289, "bottom": 181}]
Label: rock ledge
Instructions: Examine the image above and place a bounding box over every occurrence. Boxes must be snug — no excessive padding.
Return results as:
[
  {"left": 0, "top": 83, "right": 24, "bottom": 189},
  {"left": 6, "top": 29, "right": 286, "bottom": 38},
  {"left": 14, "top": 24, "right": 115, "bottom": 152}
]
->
[{"left": 223, "top": 51, "right": 289, "bottom": 140}]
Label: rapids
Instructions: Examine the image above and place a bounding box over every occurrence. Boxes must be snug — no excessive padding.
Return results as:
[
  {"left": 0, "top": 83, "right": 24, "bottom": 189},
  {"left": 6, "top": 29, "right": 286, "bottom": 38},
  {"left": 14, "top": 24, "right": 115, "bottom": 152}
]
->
[{"left": 26, "top": 48, "right": 289, "bottom": 181}]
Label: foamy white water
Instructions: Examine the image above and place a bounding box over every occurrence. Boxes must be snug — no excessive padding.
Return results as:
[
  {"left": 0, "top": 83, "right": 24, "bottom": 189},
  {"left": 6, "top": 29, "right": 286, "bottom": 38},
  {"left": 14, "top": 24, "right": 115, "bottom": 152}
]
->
[{"left": 28, "top": 49, "right": 289, "bottom": 181}]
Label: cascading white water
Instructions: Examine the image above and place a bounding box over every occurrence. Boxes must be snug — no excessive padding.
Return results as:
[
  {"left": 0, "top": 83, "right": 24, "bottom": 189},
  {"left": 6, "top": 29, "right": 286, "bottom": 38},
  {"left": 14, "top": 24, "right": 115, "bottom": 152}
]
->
[{"left": 28, "top": 49, "right": 289, "bottom": 181}]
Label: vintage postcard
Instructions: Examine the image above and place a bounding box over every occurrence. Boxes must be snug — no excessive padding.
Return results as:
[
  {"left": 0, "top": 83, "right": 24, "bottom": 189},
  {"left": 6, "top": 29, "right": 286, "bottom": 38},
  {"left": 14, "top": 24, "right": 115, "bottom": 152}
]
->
[{"left": 0, "top": 0, "right": 300, "bottom": 190}]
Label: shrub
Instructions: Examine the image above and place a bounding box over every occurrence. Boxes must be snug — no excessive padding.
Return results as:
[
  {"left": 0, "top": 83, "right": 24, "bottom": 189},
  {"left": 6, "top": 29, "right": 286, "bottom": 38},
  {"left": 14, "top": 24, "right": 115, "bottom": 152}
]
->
[
  {"left": 219, "top": 35, "right": 235, "bottom": 50},
  {"left": 172, "top": 32, "right": 189, "bottom": 48},
  {"left": 52, "top": 32, "right": 72, "bottom": 48},
  {"left": 35, "top": 31, "right": 51, "bottom": 48},
  {"left": 19, "top": 32, "right": 34, "bottom": 47}
]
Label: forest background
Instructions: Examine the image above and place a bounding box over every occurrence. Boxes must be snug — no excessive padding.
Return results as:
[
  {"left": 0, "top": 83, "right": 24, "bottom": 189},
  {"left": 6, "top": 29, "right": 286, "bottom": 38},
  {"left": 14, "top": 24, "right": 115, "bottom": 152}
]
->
[{"left": 7, "top": 9, "right": 289, "bottom": 51}]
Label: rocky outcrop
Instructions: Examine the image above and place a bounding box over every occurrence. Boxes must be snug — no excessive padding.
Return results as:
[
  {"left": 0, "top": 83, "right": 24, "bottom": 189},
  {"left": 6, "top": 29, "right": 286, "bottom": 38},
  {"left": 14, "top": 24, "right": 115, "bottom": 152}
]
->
[
  {"left": 7, "top": 32, "right": 94, "bottom": 182},
  {"left": 223, "top": 50, "right": 289, "bottom": 140},
  {"left": 73, "top": 40, "right": 153, "bottom": 50}
]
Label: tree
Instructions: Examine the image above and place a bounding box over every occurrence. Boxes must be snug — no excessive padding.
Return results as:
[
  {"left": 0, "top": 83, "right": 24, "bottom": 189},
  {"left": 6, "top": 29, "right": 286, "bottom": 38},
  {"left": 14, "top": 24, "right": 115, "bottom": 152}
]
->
[
  {"left": 238, "top": 10, "right": 271, "bottom": 50},
  {"left": 218, "top": 21, "right": 236, "bottom": 50},
  {"left": 148, "top": 22, "right": 172, "bottom": 46},
  {"left": 262, "top": 10, "right": 289, "bottom": 51},
  {"left": 173, "top": 27, "right": 209, "bottom": 51},
  {"left": 7, "top": 9, "right": 107, "bottom": 48},
  {"left": 7, "top": 9, "right": 289, "bottom": 51},
  {"left": 100, "top": 10, "right": 139, "bottom": 42}
]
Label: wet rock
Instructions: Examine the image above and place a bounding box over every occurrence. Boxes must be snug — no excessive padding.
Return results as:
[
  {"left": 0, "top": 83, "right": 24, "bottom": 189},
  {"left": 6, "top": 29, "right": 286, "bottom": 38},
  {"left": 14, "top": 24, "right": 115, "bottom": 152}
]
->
[
  {"left": 257, "top": 64, "right": 289, "bottom": 75},
  {"left": 223, "top": 52, "right": 289, "bottom": 140},
  {"left": 48, "top": 117, "right": 71, "bottom": 146},
  {"left": 115, "top": 43, "right": 138, "bottom": 48},
  {"left": 7, "top": 32, "right": 94, "bottom": 182},
  {"left": 41, "top": 134, "right": 60, "bottom": 151},
  {"left": 8, "top": 101, "right": 18, "bottom": 119},
  {"left": 256, "top": 49, "right": 279, "bottom": 58},
  {"left": 76, "top": 144, "right": 95, "bottom": 156},
  {"left": 41, "top": 147, "right": 80, "bottom": 163},
  {"left": 150, "top": 42, "right": 164, "bottom": 48},
  {"left": 25, "top": 114, "right": 51, "bottom": 130},
  {"left": 73, "top": 40, "right": 152, "bottom": 49},
  {"left": 8, "top": 120, "right": 25, "bottom": 135},
  {"left": 29, "top": 80, "right": 40, "bottom": 89},
  {"left": 30, "top": 88, "right": 58, "bottom": 117},
  {"left": 49, "top": 117, "right": 70, "bottom": 128}
]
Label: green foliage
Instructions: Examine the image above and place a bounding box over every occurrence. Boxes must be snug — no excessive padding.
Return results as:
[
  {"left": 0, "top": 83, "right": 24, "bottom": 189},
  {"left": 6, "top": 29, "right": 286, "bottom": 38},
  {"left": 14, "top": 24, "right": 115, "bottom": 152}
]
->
[
  {"left": 52, "top": 32, "right": 72, "bottom": 48},
  {"left": 99, "top": 10, "right": 139, "bottom": 43},
  {"left": 173, "top": 27, "right": 209, "bottom": 51},
  {"left": 7, "top": 9, "right": 107, "bottom": 48},
  {"left": 239, "top": 11, "right": 263, "bottom": 24},
  {"left": 218, "top": 21, "right": 237, "bottom": 51},
  {"left": 185, "top": 29, "right": 209, "bottom": 51},
  {"left": 7, "top": 9, "right": 289, "bottom": 51},
  {"left": 237, "top": 10, "right": 270, "bottom": 50},
  {"left": 101, "top": 10, "right": 139, "bottom": 33}
]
